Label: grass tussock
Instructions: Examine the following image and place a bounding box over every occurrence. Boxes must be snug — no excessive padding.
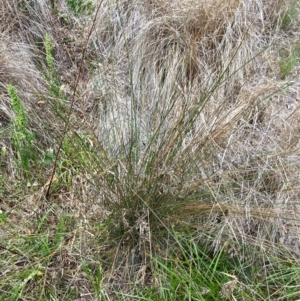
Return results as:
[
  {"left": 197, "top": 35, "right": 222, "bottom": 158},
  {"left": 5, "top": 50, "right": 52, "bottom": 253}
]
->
[{"left": 1, "top": 0, "right": 300, "bottom": 300}]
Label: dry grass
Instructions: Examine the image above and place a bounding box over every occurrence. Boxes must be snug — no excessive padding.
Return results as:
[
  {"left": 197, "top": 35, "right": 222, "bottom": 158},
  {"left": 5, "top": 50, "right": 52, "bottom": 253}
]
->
[
  {"left": 1, "top": 0, "right": 300, "bottom": 299},
  {"left": 88, "top": 0, "right": 300, "bottom": 245}
]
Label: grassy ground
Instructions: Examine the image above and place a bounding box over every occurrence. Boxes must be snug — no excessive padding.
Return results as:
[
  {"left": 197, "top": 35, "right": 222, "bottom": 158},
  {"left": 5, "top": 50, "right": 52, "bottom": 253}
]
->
[{"left": 1, "top": 0, "right": 300, "bottom": 300}]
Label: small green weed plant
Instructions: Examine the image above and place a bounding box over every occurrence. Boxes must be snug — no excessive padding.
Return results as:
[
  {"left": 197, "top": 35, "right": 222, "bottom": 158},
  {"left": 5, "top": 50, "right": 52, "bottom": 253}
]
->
[
  {"left": 7, "top": 84, "right": 36, "bottom": 172},
  {"left": 67, "top": 0, "right": 93, "bottom": 15},
  {"left": 44, "top": 33, "right": 67, "bottom": 117},
  {"left": 44, "top": 34, "right": 56, "bottom": 86}
]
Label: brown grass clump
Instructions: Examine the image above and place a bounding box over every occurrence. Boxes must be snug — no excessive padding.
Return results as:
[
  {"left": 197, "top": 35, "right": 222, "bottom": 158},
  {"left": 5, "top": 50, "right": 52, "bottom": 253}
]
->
[
  {"left": 87, "top": 0, "right": 300, "bottom": 260},
  {"left": 1, "top": 0, "right": 300, "bottom": 299}
]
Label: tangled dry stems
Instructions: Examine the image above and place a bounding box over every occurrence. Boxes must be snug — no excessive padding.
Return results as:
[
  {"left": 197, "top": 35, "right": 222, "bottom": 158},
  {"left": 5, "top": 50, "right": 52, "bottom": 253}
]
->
[{"left": 1, "top": 0, "right": 300, "bottom": 298}]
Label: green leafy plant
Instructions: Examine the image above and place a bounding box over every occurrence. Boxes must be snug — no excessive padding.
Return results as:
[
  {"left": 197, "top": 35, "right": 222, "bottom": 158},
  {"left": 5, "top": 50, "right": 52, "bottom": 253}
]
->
[
  {"left": 44, "top": 34, "right": 55, "bottom": 80},
  {"left": 42, "top": 148, "right": 54, "bottom": 166},
  {"left": 43, "top": 33, "right": 70, "bottom": 126},
  {"left": 67, "top": 0, "right": 93, "bottom": 15},
  {"left": 44, "top": 34, "right": 65, "bottom": 103},
  {"left": 0, "top": 210, "right": 7, "bottom": 224},
  {"left": 7, "top": 84, "right": 36, "bottom": 172}
]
